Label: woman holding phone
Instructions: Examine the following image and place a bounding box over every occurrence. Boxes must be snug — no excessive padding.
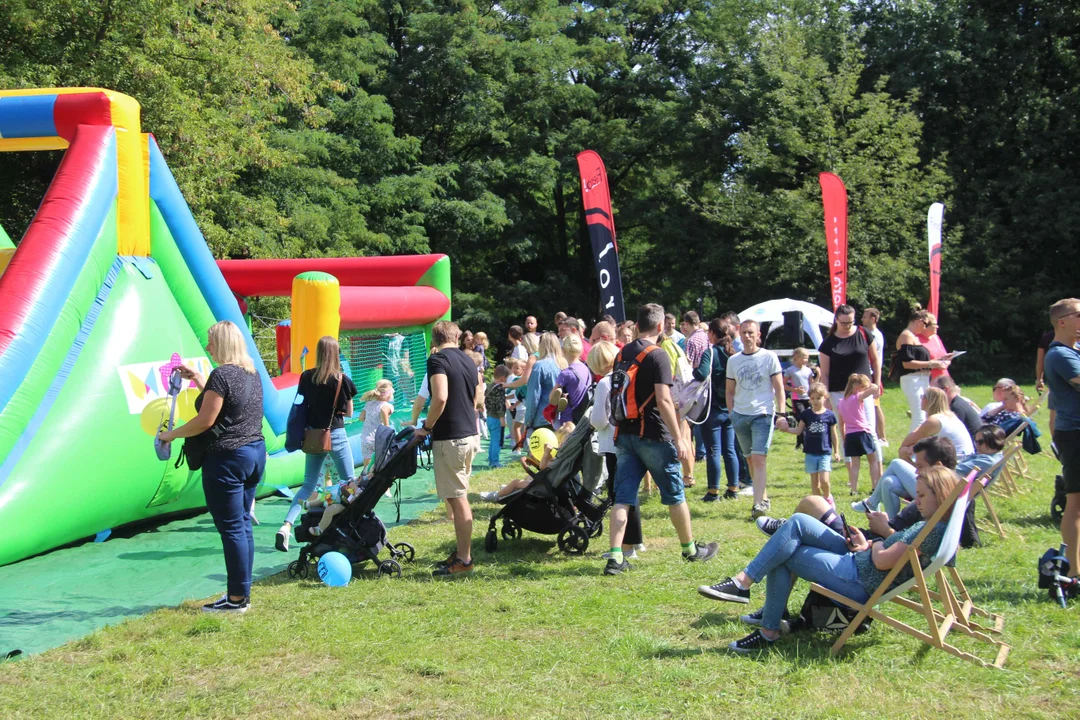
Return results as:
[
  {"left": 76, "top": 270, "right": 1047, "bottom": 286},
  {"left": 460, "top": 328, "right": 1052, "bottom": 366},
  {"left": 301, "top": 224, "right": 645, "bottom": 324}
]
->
[{"left": 695, "top": 466, "right": 959, "bottom": 653}]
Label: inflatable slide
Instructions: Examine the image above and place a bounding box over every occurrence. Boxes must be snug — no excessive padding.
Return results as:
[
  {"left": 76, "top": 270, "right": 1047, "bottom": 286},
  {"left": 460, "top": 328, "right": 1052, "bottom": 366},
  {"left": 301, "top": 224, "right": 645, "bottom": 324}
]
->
[{"left": 0, "top": 88, "right": 451, "bottom": 567}]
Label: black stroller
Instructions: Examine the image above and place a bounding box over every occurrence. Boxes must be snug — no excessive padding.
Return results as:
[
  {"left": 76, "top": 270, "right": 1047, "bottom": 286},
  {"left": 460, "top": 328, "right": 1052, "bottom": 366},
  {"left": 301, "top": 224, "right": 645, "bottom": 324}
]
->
[
  {"left": 287, "top": 426, "right": 429, "bottom": 580},
  {"left": 484, "top": 417, "right": 610, "bottom": 555}
]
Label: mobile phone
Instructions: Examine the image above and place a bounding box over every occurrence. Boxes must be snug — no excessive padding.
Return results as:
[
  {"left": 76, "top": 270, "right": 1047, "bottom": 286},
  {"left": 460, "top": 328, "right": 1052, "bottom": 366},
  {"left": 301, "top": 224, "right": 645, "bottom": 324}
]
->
[{"left": 839, "top": 513, "right": 852, "bottom": 542}]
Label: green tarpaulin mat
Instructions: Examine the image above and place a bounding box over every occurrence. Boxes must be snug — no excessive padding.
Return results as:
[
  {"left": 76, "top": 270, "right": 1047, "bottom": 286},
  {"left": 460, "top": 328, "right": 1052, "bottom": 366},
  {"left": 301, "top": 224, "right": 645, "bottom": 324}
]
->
[{"left": 0, "top": 467, "right": 446, "bottom": 657}]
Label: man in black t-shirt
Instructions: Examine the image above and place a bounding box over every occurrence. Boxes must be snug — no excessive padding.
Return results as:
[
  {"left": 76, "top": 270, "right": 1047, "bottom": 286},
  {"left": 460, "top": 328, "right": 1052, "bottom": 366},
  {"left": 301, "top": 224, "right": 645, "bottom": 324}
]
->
[
  {"left": 604, "top": 304, "right": 718, "bottom": 575},
  {"left": 416, "top": 321, "right": 483, "bottom": 578},
  {"left": 933, "top": 376, "right": 981, "bottom": 443}
]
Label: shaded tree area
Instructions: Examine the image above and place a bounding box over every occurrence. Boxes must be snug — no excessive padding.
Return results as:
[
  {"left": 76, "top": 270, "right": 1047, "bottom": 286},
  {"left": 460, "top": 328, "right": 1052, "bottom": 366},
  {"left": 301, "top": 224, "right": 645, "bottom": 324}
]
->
[{"left": 0, "top": 0, "right": 1073, "bottom": 376}]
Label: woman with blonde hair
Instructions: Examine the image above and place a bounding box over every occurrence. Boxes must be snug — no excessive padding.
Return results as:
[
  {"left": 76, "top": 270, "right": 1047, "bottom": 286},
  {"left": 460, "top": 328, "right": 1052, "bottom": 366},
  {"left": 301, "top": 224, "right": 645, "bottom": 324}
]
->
[
  {"left": 550, "top": 334, "right": 591, "bottom": 428},
  {"left": 157, "top": 321, "right": 265, "bottom": 612},
  {"left": 524, "top": 332, "right": 566, "bottom": 433},
  {"left": 276, "top": 335, "right": 358, "bottom": 552}
]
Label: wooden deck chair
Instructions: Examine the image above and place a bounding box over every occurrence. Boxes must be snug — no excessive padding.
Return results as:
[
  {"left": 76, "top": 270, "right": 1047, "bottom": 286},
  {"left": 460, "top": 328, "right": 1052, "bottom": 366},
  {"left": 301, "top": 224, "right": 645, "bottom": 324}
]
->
[
  {"left": 993, "top": 420, "right": 1030, "bottom": 497},
  {"left": 968, "top": 444, "right": 1023, "bottom": 540},
  {"left": 810, "top": 473, "right": 1011, "bottom": 669},
  {"left": 1009, "top": 392, "right": 1048, "bottom": 485}
]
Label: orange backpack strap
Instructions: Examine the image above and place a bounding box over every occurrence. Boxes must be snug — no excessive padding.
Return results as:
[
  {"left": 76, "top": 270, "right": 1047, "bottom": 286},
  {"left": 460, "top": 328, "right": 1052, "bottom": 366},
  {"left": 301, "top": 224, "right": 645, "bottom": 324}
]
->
[{"left": 627, "top": 345, "right": 661, "bottom": 435}]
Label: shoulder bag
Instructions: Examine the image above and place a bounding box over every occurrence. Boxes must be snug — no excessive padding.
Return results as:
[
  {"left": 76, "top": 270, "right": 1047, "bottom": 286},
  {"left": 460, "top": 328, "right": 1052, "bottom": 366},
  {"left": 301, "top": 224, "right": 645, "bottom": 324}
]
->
[
  {"left": 302, "top": 373, "right": 344, "bottom": 455},
  {"left": 177, "top": 371, "right": 255, "bottom": 471}
]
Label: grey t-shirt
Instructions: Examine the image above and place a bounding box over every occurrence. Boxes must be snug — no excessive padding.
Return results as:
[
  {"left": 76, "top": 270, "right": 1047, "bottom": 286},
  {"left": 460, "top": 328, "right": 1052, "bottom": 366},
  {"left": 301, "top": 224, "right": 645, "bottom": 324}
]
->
[{"left": 727, "top": 349, "right": 782, "bottom": 416}]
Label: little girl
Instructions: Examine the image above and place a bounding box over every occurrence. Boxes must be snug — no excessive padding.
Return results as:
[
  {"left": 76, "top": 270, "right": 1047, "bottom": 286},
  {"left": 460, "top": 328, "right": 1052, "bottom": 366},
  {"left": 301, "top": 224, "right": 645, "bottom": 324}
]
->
[
  {"left": 358, "top": 379, "right": 395, "bottom": 468},
  {"left": 835, "top": 373, "right": 882, "bottom": 495},
  {"left": 782, "top": 347, "right": 816, "bottom": 449},
  {"left": 479, "top": 423, "right": 575, "bottom": 502},
  {"left": 778, "top": 382, "right": 839, "bottom": 504}
]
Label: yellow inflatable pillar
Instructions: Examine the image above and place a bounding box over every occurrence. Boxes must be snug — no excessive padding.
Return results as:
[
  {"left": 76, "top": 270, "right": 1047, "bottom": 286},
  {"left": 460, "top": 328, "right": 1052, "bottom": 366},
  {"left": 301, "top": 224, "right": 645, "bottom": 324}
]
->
[{"left": 290, "top": 271, "right": 340, "bottom": 374}]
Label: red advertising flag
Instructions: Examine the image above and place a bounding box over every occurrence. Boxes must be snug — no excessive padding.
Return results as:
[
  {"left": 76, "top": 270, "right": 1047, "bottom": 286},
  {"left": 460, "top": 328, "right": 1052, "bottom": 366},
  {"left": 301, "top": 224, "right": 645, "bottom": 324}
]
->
[
  {"left": 818, "top": 172, "right": 848, "bottom": 311},
  {"left": 575, "top": 150, "right": 626, "bottom": 323}
]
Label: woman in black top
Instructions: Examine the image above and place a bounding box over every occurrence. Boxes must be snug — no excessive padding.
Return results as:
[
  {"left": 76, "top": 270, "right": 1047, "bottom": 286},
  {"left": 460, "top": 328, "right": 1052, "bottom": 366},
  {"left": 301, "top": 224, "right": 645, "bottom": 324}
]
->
[
  {"left": 817, "top": 305, "right": 881, "bottom": 467},
  {"left": 895, "top": 308, "right": 950, "bottom": 432},
  {"left": 158, "top": 321, "right": 265, "bottom": 613},
  {"left": 698, "top": 319, "right": 741, "bottom": 500}
]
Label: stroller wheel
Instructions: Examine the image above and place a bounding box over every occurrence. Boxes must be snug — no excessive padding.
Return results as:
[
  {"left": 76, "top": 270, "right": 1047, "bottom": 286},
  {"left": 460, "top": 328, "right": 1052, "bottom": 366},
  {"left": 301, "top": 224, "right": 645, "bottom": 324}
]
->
[
  {"left": 557, "top": 525, "right": 589, "bottom": 556},
  {"left": 393, "top": 542, "right": 416, "bottom": 563},
  {"left": 501, "top": 519, "right": 522, "bottom": 541},
  {"left": 377, "top": 559, "right": 402, "bottom": 578},
  {"left": 287, "top": 560, "right": 309, "bottom": 580},
  {"left": 484, "top": 529, "right": 498, "bottom": 553}
]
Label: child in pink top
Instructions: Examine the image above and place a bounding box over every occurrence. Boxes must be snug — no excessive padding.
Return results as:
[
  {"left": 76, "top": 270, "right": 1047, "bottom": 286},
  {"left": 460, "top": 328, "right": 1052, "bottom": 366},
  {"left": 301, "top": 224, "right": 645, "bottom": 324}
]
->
[{"left": 836, "top": 373, "right": 882, "bottom": 495}]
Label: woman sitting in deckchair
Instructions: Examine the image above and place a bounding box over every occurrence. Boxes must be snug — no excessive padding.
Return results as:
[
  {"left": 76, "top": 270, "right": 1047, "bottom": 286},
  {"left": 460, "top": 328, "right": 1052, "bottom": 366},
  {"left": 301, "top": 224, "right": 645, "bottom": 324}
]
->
[{"left": 695, "top": 466, "right": 958, "bottom": 654}]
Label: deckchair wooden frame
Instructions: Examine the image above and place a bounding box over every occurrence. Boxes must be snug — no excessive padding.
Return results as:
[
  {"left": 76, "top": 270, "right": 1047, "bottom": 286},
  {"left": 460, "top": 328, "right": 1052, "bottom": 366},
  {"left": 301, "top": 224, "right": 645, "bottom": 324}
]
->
[
  {"left": 810, "top": 475, "right": 1010, "bottom": 669},
  {"left": 997, "top": 392, "right": 1047, "bottom": 494},
  {"left": 969, "top": 444, "right": 1022, "bottom": 540}
]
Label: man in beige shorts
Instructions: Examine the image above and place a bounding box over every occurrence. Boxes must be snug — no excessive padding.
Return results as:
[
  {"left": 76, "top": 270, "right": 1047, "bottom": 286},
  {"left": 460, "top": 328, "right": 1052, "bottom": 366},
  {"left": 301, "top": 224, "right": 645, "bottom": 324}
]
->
[{"left": 415, "top": 321, "right": 482, "bottom": 578}]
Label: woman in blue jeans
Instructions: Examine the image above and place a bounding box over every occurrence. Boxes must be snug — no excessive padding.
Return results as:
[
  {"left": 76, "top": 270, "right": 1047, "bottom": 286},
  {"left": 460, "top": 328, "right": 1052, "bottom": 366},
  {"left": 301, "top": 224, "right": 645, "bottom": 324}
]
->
[
  {"left": 696, "top": 466, "right": 958, "bottom": 652},
  {"left": 158, "top": 321, "right": 266, "bottom": 613},
  {"left": 698, "top": 319, "right": 739, "bottom": 501},
  {"left": 276, "top": 336, "right": 358, "bottom": 552}
]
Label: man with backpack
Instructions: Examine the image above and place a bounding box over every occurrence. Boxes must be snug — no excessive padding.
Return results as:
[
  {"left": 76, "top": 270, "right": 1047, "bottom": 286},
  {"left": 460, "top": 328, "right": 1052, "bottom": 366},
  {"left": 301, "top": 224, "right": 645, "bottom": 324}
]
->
[{"left": 604, "top": 303, "right": 718, "bottom": 575}]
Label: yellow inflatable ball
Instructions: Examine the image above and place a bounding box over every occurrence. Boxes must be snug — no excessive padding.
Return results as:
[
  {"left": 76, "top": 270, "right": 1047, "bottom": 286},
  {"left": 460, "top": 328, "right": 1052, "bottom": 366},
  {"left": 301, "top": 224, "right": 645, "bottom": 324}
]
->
[
  {"left": 528, "top": 428, "right": 559, "bottom": 462},
  {"left": 139, "top": 398, "right": 171, "bottom": 436},
  {"left": 176, "top": 387, "right": 200, "bottom": 422}
]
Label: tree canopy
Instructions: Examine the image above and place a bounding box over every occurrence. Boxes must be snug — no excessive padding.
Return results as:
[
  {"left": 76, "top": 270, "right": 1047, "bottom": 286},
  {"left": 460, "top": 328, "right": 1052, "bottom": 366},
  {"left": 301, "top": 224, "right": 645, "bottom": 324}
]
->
[{"left": 1, "top": 0, "right": 1074, "bottom": 376}]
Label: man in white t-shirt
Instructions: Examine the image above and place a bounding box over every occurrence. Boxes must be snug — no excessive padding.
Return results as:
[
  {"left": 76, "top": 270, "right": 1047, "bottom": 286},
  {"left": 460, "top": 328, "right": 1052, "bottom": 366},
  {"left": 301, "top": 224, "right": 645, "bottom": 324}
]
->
[
  {"left": 725, "top": 320, "right": 785, "bottom": 519},
  {"left": 664, "top": 313, "right": 685, "bottom": 344},
  {"left": 862, "top": 307, "right": 888, "bottom": 445}
]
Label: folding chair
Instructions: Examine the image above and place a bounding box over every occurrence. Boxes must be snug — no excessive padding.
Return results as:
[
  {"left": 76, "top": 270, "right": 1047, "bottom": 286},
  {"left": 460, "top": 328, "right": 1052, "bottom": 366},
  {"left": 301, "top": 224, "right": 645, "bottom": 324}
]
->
[
  {"left": 1005, "top": 392, "right": 1048, "bottom": 488},
  {"left": 992, "top": 421, "right": 1028, "bottom": 497},
  {"left": 810, "top": 473, "right": 1011, "bottom": 669},
  {"left": 969, "top": 444, "right": 1022, "bottom": 540}
]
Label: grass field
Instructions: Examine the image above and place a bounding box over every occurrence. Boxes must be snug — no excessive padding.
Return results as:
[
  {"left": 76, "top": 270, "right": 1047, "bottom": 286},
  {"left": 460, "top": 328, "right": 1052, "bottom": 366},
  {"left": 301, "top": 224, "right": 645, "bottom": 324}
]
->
[{"left": 2, "top": 384, "right": 1079, "bottom": 719}]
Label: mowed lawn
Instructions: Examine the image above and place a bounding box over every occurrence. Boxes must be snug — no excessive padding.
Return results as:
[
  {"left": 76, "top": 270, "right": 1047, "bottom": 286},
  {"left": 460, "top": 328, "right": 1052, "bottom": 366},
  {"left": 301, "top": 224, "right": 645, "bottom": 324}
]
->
[{"left": 2, "top": 384, "right": 1079, "bottom": 719}]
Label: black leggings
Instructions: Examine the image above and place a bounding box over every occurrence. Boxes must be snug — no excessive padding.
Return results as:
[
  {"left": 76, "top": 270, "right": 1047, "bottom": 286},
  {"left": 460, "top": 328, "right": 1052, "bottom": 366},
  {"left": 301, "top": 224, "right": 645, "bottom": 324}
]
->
[{"left": 604, "top": 453, "right": 643, "bottom": 546}]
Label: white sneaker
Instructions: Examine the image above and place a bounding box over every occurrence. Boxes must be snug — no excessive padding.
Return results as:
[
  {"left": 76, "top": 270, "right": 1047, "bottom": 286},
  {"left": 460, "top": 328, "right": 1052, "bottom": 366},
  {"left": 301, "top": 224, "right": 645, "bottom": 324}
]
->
[
  {"left": 480, "top": 491, "right": 501, "bottom": 503},
  {"left": 738, "top": 486, "right": 755, "bottom": 496},
  {"left": 634, "top": 544, "right": 647, "bottom": 553},
  {"left": 851, "top": 499, "right": 873, "bottom": 513}
]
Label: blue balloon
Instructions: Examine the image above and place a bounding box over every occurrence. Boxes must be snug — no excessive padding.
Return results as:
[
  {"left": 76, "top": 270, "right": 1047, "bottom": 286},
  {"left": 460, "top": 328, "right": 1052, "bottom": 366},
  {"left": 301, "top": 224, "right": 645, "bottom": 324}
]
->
[{"left": 316, "top": 552, "right": 352, "bottom": 587}]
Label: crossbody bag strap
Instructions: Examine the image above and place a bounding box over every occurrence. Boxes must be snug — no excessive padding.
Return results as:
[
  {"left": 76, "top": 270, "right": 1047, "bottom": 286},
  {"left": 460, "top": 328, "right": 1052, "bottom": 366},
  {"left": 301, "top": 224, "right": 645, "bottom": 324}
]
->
[{"left": 327, "top": 373, "right": 344, "bottom": 426}]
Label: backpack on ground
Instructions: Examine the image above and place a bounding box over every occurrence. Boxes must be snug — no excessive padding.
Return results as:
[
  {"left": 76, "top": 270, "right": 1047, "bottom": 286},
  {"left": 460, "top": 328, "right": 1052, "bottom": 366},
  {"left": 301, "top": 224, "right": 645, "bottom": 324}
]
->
[
  {"left": 788, "top": 589, "right": 872, "bottom": 634},
  {"left": 609, "top": 344, "right": 663, "bottom": 433}
]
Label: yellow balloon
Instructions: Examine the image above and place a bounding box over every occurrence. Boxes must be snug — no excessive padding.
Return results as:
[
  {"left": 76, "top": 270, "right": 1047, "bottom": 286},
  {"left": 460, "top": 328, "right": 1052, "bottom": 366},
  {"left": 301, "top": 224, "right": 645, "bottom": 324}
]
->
[
  {"left": 528, "top": 428, "right": 558, "bottom": 462},
  {"left": 139, "top": 398, "right": 171, "bottom": 436},
  {"left": 176, "top": 387, "right": 200, "bottom": 422}
]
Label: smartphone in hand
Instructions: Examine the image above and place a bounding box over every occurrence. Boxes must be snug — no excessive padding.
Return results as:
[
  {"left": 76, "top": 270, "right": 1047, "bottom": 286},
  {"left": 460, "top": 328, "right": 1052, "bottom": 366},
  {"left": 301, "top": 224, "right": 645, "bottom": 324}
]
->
[{"left": 839, "top": 513, "right": 852, "bottom": 543}]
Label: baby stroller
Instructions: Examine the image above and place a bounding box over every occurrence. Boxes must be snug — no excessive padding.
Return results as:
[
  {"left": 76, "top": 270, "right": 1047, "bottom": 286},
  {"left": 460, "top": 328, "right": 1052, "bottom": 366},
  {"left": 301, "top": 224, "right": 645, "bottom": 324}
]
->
[
  {"left": 287, "top": 426, "right": 429, "bottom": 580},
  {"left": 484, "top": 416, "right": 610, "bottom": 555}
]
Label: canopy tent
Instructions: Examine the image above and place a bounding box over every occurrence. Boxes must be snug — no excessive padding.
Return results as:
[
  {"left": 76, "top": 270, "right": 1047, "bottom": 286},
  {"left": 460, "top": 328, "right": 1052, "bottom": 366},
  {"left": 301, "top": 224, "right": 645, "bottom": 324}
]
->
[{"left": 739, "top": 298, "right": 835, "bottom": 349}]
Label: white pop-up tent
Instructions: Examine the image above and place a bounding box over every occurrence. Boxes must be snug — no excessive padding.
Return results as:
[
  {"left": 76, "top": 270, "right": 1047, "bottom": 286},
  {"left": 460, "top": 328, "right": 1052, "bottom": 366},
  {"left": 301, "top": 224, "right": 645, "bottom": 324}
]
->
[{"left": 739, "top": 298, "right": 835, "bottom": 350}]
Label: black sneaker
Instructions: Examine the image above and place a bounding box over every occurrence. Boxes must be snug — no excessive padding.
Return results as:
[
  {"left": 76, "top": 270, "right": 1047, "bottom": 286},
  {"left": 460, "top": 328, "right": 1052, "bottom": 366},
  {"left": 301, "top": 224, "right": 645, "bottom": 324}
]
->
[
  {"left": 723, "top": 489, "right": 739, "bottom": 500},
  {"left": 702, "top": 492, "right": 721, "bottom": 503},
  {"left": 697, "top": 577, "right": 750, "bottom": 603},
  {"left": 755, "top": 516, "right": 786, "bottom": 536},
  {"left": 728, "top": 629, "right": 776, "bottom": 654},
  {"left": 603, "top": 557, "right": 631, "bottom": 575},
  {"left": 683, "top": 541, "right": 718, "bottom": 563},
  {"left": 202, "top": 596, "right": 249, "bottom": 613},
  {"left": 739, "top": 608, "right": 791, "bottom": 633}
]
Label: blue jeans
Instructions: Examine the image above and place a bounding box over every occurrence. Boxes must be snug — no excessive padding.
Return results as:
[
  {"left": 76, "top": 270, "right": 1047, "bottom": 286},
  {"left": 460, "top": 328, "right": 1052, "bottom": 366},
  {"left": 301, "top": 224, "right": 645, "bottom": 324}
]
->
[
  {"left": 861, "top": 459, "right": 918, "bottom": 518},
  {"left": 614, "top": 434, "right": 685, "bottom": 506},
  {"left": 486, "top": 415, "right": 504, "bottom": 467},
  {"left": 744, "top": 513, "right": 870, "bottom": 632},
  {"left": 701, "top": 409, "right": 738, "bottom": 490},
  {"left": 692, "top": 423, "right": 706, "bottom": 461},
  {"left": 285, "top": 427, "right": 355, "bottom": 526},
  {"left": 203, "top": 440, "right": 267, "bottom": 599}
]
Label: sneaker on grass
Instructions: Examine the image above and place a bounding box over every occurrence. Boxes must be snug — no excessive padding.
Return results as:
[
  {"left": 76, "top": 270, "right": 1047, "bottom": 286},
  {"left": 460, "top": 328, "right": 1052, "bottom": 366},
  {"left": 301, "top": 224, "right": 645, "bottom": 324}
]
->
[
  {"left": 697, "top": 577, "right": 750, "bottom": 603},
  {"left": 750, "top": 500, "right": 771, "bottom": 519},
  {"left": 755, "top": 516, "right": 786, "bottom": 536},
  {"left": 737, "top": 485, "right": 755, "bottom": 497},
  {"left": 722, "top": 489, "right": 739, "bottom": 500},
  {"left": 740, "top": 608, "right": 791, "bottom": 633},
  {"left": 728, "top": 629, "right": 776, "bottom": 654},
  {"left": 702, "top": 492, "right": 721, "bottom": 503},
  {"left": 603, "top": 557, "right": 631, "bottom": 575},
  {"left": 432, "top": 557, "right": 474, "bottom": 579},
  {"left": 683, "top": 541, "right": 719, "bottom": 563},
  {"left": 202, "top": 596, "right": 249, "bottom": 614}
]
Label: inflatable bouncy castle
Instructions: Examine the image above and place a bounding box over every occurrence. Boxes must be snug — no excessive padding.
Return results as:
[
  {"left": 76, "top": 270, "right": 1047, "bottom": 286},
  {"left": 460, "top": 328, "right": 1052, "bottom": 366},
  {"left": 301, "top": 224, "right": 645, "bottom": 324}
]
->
[{"left": 0, "top": 88, "right": 451, "bottom": 566}]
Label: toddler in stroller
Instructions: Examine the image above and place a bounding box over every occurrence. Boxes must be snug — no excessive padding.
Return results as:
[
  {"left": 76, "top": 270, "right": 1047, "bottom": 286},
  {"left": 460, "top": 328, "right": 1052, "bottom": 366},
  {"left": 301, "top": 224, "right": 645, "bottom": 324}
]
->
[
  {"left": 479, "top": 423, "right": 575, "bottom": 503},
  {"left": 484, "top": 418, "right": 610, "bottom": 555},
  {"left": 287, "top": 425, "right": 427, "bottom": 580}
]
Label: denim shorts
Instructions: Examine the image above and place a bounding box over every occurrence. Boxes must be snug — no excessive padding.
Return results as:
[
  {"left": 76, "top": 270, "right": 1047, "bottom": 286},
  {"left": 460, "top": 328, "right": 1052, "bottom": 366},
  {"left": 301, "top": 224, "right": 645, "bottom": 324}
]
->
[
  {"left": 731, "top": 411, "right": 774, "bottom": 456},
  {"left": 613, "top": 434, "right": 685, "bottom": 506},
  {"left": 804, "top": 453, "right": 832, "bottom": 474}
]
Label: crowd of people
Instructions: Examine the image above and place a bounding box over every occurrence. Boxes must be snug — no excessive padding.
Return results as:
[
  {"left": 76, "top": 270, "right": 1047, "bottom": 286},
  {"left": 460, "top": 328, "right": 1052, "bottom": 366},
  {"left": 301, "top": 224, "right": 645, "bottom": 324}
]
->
[{"left": 160, "top": 294, "right": 1080, "bottom": 656}]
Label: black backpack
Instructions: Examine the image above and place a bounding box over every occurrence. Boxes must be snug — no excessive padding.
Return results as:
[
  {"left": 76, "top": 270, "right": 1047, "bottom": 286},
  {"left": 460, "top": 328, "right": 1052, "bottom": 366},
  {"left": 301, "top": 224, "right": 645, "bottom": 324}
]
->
[{"left": 788, "top": 590, "right": 872, "bottom": 634}]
